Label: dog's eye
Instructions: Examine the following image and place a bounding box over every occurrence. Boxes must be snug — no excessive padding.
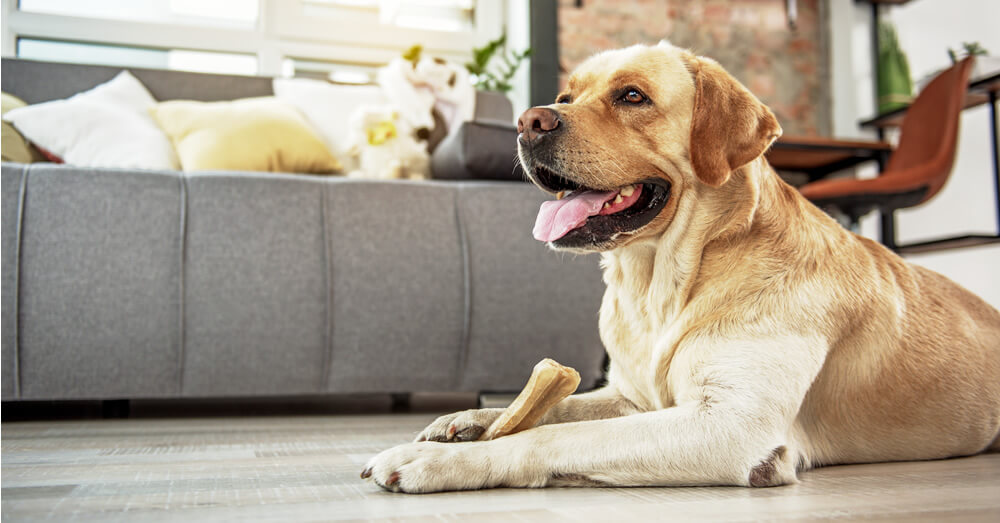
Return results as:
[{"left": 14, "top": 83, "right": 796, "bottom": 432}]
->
[
  {"left": 621, "top": 89, "right": 646, "bottom": 104},
  {"left": 556, "top": 95, "right": 571, "bottom": 104}
]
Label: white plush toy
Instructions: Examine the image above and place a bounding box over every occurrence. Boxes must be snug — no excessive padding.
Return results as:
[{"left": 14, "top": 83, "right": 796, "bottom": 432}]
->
[
  {"left": 346, "top": 105, "right": 429, "bottom": 180},
  {"left": 345, "top": 49, "right": 474, "bottom": 181},
  {"left": 377, "top": 54, "right": 476, "bottom": 138}
]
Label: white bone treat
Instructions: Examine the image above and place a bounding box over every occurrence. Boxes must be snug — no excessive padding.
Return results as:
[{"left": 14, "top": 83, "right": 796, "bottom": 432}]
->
[{"left": 480, "top": 358, "right": 581, "bottom": 440}]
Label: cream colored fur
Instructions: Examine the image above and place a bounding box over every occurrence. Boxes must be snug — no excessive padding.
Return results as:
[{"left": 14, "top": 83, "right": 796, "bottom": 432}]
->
[{"left": 363, "top": 42, "right": 1000, "bottom": 493}]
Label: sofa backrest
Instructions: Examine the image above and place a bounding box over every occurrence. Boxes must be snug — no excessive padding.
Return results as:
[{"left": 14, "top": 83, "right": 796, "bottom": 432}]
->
[
  {"left": 1, "top": 58, "right": 273, "bottom": 104},
  {"left": 0, "top": 58, "right": 513, "bottom": 121}
]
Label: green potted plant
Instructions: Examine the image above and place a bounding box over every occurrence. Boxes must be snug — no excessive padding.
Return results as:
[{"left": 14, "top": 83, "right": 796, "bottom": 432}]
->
[
  {"left": 916, "top": 42, "right": 996, "bottom": 91},
  {"left": 948, "top": 41, "right": 998, "bottom": 80},
  {"left": 465, "top": 34, "right": 531, "bottom": 93},
  {"left": 947, "top": 42, "right": 988, "bottom": 64},
  {"left": 877, "top": 20, "right": 913, "bottom": 114}
]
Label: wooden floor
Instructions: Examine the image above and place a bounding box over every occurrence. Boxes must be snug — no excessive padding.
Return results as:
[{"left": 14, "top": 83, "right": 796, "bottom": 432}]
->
[{"left": 3, "top": 402, "right": 1000, "bottom": 522}]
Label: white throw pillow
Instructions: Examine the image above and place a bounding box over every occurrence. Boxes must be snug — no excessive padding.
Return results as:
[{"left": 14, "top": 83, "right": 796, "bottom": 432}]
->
[
  {"left": 4, "top": 71, "right": 180, "bottom": 170},
  {"left": 272, "top": 77, "right": 387, "bottom": 162}
]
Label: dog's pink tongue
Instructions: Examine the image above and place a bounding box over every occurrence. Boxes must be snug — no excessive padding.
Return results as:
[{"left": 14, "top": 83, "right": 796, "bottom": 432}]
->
[{"left": 533, "top": 190, "right": 617, "bottom": 242}]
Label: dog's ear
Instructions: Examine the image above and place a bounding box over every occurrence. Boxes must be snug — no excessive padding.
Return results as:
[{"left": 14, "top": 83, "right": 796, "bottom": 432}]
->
[{"left": 684, "top": 55, "right": 782, "bottom": 187}]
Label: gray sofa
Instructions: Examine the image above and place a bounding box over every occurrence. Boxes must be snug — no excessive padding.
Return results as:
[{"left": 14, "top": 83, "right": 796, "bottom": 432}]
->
[{"left": 1, "top": 59, "right": 605, "bottom": 402}]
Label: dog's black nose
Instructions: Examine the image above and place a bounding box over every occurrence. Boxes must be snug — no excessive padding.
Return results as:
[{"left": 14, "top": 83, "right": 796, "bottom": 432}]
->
[{"left": 517, "top": 107, "right": 561, "bottom": 143}]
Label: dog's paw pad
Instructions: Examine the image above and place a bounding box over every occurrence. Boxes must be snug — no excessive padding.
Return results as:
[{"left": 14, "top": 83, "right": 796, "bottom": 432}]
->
[
  {"left": 386, "top": 471, "right": 401, "bottom": 486},
  {"left": 453, "top": 425, "right": 486, "bottom": 442}
]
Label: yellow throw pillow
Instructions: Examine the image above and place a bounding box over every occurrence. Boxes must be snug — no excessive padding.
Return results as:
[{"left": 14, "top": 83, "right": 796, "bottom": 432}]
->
[
  {"left": 151, "top": 97, "right": 342, "bottom": 174},
  {"left": 2, "top": 92, "right": 46, "bottom": 163}
]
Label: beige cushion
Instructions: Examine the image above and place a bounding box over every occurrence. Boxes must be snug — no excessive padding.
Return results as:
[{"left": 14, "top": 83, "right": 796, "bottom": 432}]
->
[
  {"left": 2, "top": 92, "right": 45, "bottom": 163},
  {"left": 151, "top": 97, "right": 342, "bottom": 174}
]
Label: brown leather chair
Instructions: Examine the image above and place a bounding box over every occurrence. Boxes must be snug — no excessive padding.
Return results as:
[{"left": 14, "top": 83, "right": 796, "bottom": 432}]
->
[{"left": 799, "top": 56, "right": 975, "bottom": 246}]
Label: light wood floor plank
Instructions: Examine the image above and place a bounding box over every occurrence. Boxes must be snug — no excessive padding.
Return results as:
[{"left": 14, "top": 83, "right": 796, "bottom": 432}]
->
[{"left": 3, "top": 413, "right": 999, "bottom": 522}]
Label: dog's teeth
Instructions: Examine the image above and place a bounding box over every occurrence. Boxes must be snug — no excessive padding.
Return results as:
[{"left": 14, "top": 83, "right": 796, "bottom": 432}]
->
[
  {"left": 620, "top": 185, "right": 635, "bottom": 197},
  {"left": 556, "top": 191, "right": 566, "bottom": 200},
  {"left": 603, "top": 202, "right": 611, "bottom": 209},
  {"left": 614, "top": 194, "right": 623, "bottom": 204}
]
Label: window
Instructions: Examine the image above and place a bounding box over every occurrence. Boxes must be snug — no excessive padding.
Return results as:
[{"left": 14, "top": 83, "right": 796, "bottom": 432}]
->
[
  {"left": 306, "top": 0, "right": 475, "bottom": 32},
  {"left": 3, "top": 0, "right": 503, "bottom": 78},
  {"left": 270, "top": 0, "right": 500, "bottom": 62},
  {"left": 18, "top": 38, "right": 170, "bottom": 70},
  {"left": 18, "top": 38, "right": 258, "bottom": 75},
  {"left": 282, "top": 57, "right": 379, "bottom": 84},
  {"left": 19, "top": 0, "right": 258, "bottom": 28}
]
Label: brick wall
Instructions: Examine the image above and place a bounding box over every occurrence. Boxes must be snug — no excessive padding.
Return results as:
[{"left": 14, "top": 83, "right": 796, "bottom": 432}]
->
[{"left": 558, "top": 0, "right": 830, "bottom": 136}]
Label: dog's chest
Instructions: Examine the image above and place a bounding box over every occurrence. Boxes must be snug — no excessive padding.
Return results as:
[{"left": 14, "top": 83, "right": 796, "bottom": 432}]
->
[{"left": 599, "top": 286, "right": 685, "bottom": 410}]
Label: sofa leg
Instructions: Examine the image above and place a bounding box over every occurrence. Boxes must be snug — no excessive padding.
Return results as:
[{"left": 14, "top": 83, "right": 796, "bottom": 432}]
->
[
  {"left": 390, "top": 393, "right": 411, "bottom": 412},
  {"left": 101, "top": 399, "right": 130, "bottom": 419}
]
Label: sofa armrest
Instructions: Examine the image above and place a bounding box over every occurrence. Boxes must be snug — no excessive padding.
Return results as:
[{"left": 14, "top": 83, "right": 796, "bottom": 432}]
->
[{"left": 431, "top": 120, "right": 525, "bottom": 182}]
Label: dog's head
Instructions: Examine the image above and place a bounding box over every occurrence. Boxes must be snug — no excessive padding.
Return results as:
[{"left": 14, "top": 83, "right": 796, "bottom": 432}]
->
[{"left": 518, "top": 42, "right": 781, "bottom": 252}]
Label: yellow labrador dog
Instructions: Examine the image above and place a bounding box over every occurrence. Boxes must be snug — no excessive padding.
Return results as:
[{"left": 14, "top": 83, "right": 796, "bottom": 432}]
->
[{"left": 362, "top": 42, "right": 1000, "bottom": 493}]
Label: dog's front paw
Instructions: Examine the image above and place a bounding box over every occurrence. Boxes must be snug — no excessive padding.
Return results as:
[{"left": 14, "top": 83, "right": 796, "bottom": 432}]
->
[
  {"left": 361, "top": 441, "right": 494, "bottom": 493},
  {"left": 415, "top": 408, "right": 504, "bottom": 442}
]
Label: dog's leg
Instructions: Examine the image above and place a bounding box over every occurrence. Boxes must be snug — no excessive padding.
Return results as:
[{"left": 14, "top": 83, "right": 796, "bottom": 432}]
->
[
  {"left": 537, "top": 384, "right": 641, "bottom": 424},
  {"left": 367, "top": 336, "right": 826, "bottom": 493},
  {"left": 369, "top": 409, "right": 797, "bottom": 492},
  {"left": 415, "top": 385, "right": 639, "bottom": 442}
]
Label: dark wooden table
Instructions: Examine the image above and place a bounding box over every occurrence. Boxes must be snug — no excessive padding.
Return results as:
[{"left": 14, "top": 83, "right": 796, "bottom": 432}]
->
[{"left": 767, "top": 135, "right": 893, "bottom": 182}]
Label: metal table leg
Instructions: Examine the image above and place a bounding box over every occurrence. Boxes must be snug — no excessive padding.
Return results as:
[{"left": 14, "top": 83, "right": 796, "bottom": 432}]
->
[{"left": 989, "top": 90, "right": 1000, "bottom": 235}]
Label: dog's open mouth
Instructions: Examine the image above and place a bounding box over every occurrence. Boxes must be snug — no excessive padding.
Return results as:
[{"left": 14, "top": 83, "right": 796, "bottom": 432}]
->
[{"left": 529, "top": 166, "right": 671, "bottom": 247}]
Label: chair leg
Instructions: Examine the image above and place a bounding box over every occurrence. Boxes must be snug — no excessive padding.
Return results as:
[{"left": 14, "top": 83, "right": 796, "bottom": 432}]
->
[
  {"left": 879, "top": 210, "right": 897, "bottom": 250},
  {"left": 846, "top": 215, "right": 861, "bottom": 234}
]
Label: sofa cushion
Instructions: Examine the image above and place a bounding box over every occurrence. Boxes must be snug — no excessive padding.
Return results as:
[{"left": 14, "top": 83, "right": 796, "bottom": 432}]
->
[
  {"left": 151, "top": 97, "right": 343, "bottom": 175},
  {"left": 2, "top": 71, "right": 180, "bottom": 170},
  {"left": 324, "top": 180, "right": 465, "bottom": 392},
  {"left": 182, "top": 172, "right": 330, "bottom": 396},
  {"left": 1, "top": 164, "right": 23, "bottom": 398},
  {"left": 15, "top": 165, "right": 184, "bottom": 399}
]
